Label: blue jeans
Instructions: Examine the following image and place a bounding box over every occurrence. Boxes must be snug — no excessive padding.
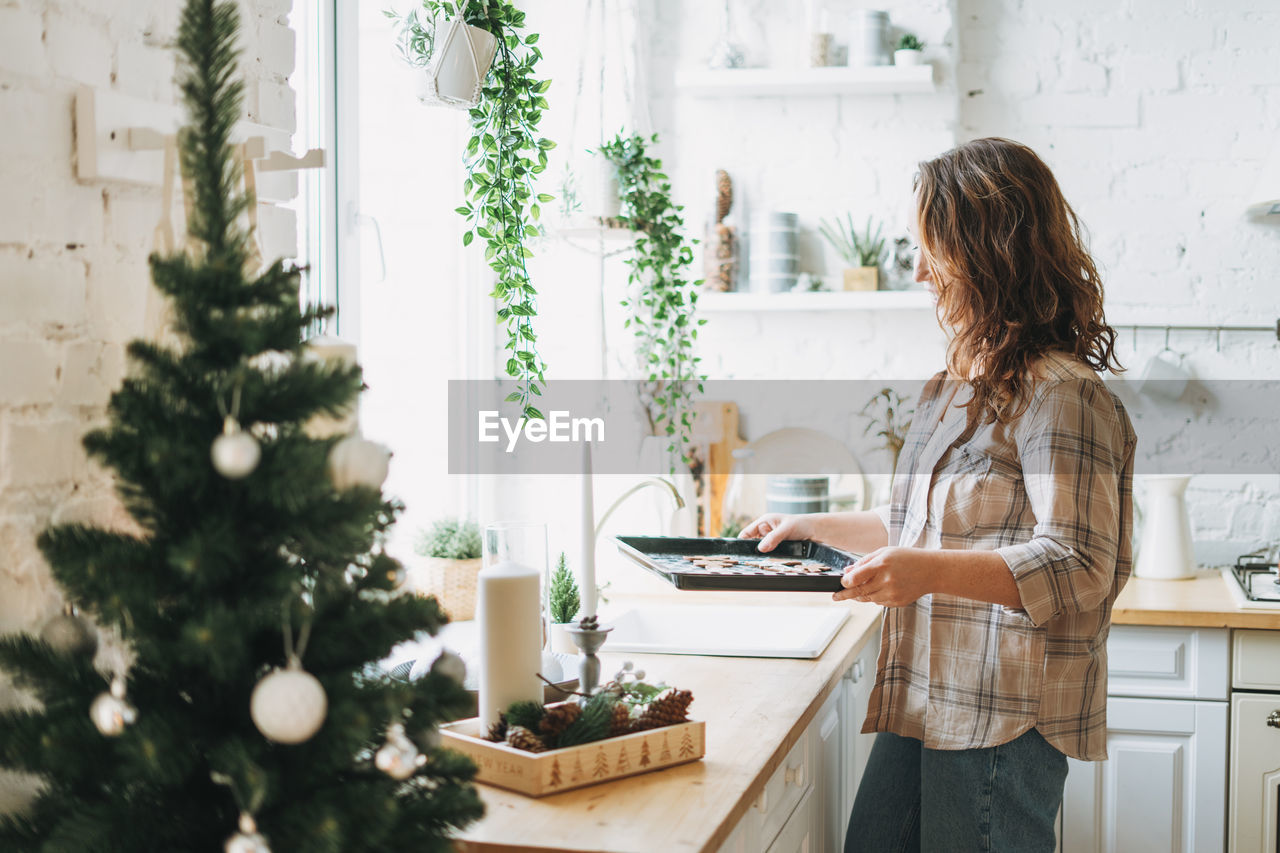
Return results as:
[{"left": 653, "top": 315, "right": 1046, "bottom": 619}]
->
[{"left": 845, "top": 729, "right": 1068, "bottom": 853}]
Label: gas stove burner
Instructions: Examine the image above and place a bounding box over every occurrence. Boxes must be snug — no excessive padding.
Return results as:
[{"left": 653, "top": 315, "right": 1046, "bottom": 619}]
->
[{"left": 1232, "top": 550, "right": 1280, "bottom": 603}]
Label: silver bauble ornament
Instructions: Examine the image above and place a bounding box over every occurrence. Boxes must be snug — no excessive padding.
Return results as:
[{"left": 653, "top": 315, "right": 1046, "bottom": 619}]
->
[
  {"left": 430, "top": 650, "right": 467, "bottom": 685},
  {"left": 327, "top": 435, "right": 390, "bottom": 491},
  {"left": 374, "top": 722, "right": 427, "bottom": 780},
  {"left": 224, "top": 813, "right": 271, "bottom": 853},
  {"left": 211, "top": 417, "right": 261, "bottom": 479},
  {"left": 250, "top": 658, "right": 327, "bottom": 744},
  {"left": 90, "top": 676, "right": 137, "bottom": 736},
  {"left": 40, "top": 605, "right": 98, "bottom": 658}
]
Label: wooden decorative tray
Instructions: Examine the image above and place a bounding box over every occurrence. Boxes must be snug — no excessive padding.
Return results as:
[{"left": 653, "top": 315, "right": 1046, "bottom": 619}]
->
[
  {"left": 615, "top": 535, "right": 859, "bottom": 592},
  {"left": 441, "top": 716, "right": 706, "bottom": 797}
]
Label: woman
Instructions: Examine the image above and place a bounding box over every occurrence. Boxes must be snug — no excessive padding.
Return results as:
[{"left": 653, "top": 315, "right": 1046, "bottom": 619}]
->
[{"left": 742, "top": 138, "right": 1136, "bottom": 853}]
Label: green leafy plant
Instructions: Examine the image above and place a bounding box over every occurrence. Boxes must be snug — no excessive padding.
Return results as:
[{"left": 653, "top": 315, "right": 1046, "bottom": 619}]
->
[
  {"left": 598, "top": 132, "right": 706, "bottom": 463},
  {"left": 896, "top": 33, "right": 924, "bottom": 51},
  {"left": 548, "top": 551, "right": 580, "bottom": 624},
  {"left": 391, "top": 1, "right": 554, "bottom": 419},
  {"left": 861, "top": 387, "right": 915, "bottom": 474},
  {"left": 820, "top": 215, "right": 889, "bottom": 269},
  {"left": 416, "top": 517, "right": 482, "bottom": 560}
]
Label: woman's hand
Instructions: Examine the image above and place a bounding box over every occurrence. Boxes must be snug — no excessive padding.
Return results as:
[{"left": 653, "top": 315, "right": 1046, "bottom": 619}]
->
[
  {"left": 738, "top": 513, "right": 815, "bottom": 553},
  {"left": 834, "top": 546, "right": 934, "bottom": 607}
]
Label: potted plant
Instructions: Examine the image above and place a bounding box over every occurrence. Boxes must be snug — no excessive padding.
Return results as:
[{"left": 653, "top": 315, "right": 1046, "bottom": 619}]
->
[
  {"left": 895, "top": 33, "right": 925, "bottom": 66},
  {"left": 547, "top": 552, "right": 580, "bottom": 654},
  {"left": 599, "top": 132, "right": 706, "bottom": 467},
  {"left": 391, "top": 2, "right": 554, "bottom": 420},
  {"left": 389, "top": 5, "right": 497, "bottom": 108},
  {"left": 819, "top": 215, "right": 889, "bottom": 292},
  {"left": 413, "top": 517, "right": 483, "bottom": 620}
]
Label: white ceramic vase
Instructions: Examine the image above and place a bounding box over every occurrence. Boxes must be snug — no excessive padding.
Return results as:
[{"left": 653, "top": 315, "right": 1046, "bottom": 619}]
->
[
  {"left": 1134, "top": 475, "right": 1196, "bottom": 581},
  {"left": 894, "top": 49, "right": 923, "bottom": 66}
]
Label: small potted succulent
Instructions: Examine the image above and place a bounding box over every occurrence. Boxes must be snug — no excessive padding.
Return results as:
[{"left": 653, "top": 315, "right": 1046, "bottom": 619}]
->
[
  {"left": 547, "top": 552, "right": 581, "bottom": 655},
  {"left": 413, "top": 517, "right": 483, "bottom": 620},
  {"left": 819, "top": 214, "right": 889, "bottom": 292},
  {"left": 894, "top": 33, "right": 925, "bottom": 66}
]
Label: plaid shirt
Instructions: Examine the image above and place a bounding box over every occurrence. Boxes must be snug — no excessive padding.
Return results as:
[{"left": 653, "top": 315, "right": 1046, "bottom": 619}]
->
[{"left": 863, "top": 352, "right": 1136, "bottom": 761}]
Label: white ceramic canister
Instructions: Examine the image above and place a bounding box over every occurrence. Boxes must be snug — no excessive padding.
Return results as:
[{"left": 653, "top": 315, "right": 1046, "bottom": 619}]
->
[
  {"left": 850, "top": 10, "right": 891, "bottom": 67},
  {"left": 749, "top": 212, "right": 800, "bottom": 293}
]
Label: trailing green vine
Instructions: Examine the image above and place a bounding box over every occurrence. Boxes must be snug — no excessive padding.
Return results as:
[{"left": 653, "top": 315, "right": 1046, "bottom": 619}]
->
[
  {"left": 392, "top": 1, "right": 554, "bottom": 419},
  {"left": 599, "top": 132, "right": 705, "bottom": 462}
]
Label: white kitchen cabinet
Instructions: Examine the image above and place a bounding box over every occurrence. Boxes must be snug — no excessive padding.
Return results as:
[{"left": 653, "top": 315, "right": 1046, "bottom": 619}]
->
[
  {"left": 719, "top": 625, "right": 881, "bottom": 853},
  {"left": 767, "top": 787, "right": 817, "bottom": 853},
  {"left": 1062, "top": 626, "right": 1230, "bottom": 853},
  {"left": 1228, "top": 692, "right": 1280, "bottom": 853}
]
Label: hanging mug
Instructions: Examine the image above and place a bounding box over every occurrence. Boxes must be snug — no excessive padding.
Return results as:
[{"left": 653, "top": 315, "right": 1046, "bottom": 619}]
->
[{"left": 1135, "top": 348, "right": 1190, "bottom": 401}]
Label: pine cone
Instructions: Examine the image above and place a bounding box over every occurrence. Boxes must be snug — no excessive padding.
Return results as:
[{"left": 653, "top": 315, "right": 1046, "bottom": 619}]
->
[
  {"left": 539, "top": 702, "right": 582, "bottom": 742},
  {"left": 634, "top": 689, "right": 694, "bottom": 731},
  {"left": 486, "top": 712, "right": 509, "bottom": 743},
  {"left": 609, "top": 701, "right": 634, "bottom": 737},
  {"left": 505, "top": 725, "right": 547, "bottom": 753},
  {"left": 715, "top": 170, "right": 733, "bottom": 223}
]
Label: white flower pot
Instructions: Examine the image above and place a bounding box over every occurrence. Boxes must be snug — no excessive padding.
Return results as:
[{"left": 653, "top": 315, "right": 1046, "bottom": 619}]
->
[
  {"left": 894, "top": 49, "right": 924, "bottom": 66},
  {"left": 548, "top": 622, "right": 579, "bottom": 655},
  {"left": 416, "top": 15, "right": 498, "bottom": 109}
]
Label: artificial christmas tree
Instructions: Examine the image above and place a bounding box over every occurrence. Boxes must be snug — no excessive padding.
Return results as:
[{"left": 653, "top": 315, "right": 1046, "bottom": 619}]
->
[{"left": 0, "top": 1, "right": 482, "bottom": 849}]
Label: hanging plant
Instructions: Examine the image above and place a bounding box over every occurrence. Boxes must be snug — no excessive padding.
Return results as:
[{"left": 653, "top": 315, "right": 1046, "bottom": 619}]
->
[
  {"left": 391, "top": 1, "right": 554, "bottom": 419},
  {"left": 598, "top": 132, "right": 706, "bottom": 463}
]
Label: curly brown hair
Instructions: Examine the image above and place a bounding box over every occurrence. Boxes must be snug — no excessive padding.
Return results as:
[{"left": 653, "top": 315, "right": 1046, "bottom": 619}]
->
[{"left": 915, "top": 137, "right": 1122, "bottom": 425}]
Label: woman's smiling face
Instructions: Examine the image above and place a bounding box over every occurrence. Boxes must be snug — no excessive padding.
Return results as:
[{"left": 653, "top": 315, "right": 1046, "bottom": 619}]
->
[{"left": 906, "top": 210, "right": 936, "bottom": 300}]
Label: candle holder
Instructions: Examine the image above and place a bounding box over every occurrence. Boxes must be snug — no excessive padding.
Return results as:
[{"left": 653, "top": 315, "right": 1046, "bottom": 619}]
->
[{"left": 565, "top": 616, "right": 612, "bottom": 699}]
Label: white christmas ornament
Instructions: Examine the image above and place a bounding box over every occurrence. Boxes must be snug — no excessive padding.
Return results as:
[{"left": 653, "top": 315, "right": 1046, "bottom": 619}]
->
[
  {"left": 40, "top": 605, "right": 98, "bottom": 658},
  {"left": 327, "top": 435, "right": 390, "bottom": 492},
  {"left": 211, "top": 416, "right": 261, "bottom": 479},
  {"left": 224, "top": 812, "right": 271, "bottom": 853},
  {"left": 250, "top": 659, "right": 327, "bottom": 744},
  {"left": 430, "top": 650, "right": 467, "bottom": 685},
  {"left": 90, "top": 676, "right": 137, "bottom": 736},
  {"left": 374, "top": 722, "right": 427, "bottom": 780}
]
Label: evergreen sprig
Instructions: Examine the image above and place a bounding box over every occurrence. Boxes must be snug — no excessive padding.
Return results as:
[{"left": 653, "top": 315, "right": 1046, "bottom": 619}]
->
[
  {"left": 599, "top": 132, "right": 706, "bottom": 465},
  {"left": 393, "top": 1, "right": 554, "bottom": 420},
  {"left": 0, "top": 2, "right": 483, "bottom": 849}
]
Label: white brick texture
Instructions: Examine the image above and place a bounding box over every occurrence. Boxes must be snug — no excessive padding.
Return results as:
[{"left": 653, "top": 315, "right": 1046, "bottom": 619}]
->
[{"left": 0, "top": 1, "right": 298, "bottom": 816}]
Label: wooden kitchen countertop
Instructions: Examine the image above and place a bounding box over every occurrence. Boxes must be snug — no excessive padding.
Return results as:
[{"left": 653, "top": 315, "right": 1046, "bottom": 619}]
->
[
  {"left": 1113, "top": 570, "right": 1280, "bottom": 630},
  {"left": 454, "top": 592, "right": 883, "bottom": 853}
]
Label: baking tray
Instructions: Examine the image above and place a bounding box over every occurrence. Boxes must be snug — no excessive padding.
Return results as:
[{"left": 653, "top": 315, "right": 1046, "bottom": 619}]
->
[{"left": 614, "top": 536, "right": 860, "bottom": 592}]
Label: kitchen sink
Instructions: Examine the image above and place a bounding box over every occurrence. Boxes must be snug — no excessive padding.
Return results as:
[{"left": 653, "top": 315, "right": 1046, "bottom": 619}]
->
[{"left": 605, "top": 604, "right": 850, "bottom": 659}]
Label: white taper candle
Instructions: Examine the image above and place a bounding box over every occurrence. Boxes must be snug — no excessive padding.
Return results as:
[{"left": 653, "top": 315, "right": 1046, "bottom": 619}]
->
[{"left": 580, "top": 442, "right": 597, "bottom": 620}]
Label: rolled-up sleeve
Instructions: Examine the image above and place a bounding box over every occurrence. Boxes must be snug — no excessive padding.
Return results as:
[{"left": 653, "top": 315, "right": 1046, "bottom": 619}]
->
[
  {"left": 994, "top": 378, "right": 1132, "bottom": 627},
  {"left": 871, "top": 503, "right": 892, "bottom": 537}
]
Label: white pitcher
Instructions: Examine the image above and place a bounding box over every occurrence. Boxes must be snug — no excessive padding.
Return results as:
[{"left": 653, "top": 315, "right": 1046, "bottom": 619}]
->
[{"left": 1134, "top": 475, "right": 1195, "bottom": 580}]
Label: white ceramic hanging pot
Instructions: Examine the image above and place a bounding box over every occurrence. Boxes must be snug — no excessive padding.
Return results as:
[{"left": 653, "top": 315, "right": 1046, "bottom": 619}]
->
[
  {"left": 416, "top": 14, "right": 499, "bottom": 109},
  {"left": 1134, "top": 475, "right": 1196, "bottom": 580}
]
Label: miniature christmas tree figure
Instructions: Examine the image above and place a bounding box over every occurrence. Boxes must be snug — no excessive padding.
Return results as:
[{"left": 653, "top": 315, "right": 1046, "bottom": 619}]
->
[
  {"left": 660, "top": 732, "right": 673, "bottom": 762},
  {"left": 0, "top": 1, "right": 482, "bottom": 848},
  {"left": 571, "top": 754, "right": 585, "bottom": 783},
  {"left": 548, "top": 758, "right": 562, "bottom": 788},
  {"left": 640, "top": 739, "right": 652, "bottom": 767},
  {"left": 548, "top": 551, "right": 580, "bottom": 625},
  {"left": 616, "top": 743, "right": 631, "bottom": 773},
  {"left": 679, "top": 730, "right": 696, "bottom": 759}
]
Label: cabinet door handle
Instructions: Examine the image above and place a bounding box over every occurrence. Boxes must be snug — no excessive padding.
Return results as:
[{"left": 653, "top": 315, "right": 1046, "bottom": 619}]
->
[
  {"left": 753, "top": 790, "right": 768, "bottom": 812},
  {"left": 785, "top": 764, "right": 806, "bottom": 787},
  {"left": 854, "top": 660, "right": 864, "bottom": 682},
  {"left": 1267, "top": 710, "right": 1280, "bottom": 729}
]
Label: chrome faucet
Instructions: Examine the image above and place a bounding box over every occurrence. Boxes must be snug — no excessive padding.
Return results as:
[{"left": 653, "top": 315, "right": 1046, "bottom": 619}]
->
[{"left": 595, "top": 477, "right": 686, "bottom": 538}]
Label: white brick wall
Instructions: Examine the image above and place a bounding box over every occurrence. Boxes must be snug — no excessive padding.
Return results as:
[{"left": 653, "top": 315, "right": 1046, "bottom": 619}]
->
[
  {"left": 635, "top": 0, "right": 1280, "bottom": 540},
  {"left": 0, "top": 0, "right": 297, "bottom": 814}
]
